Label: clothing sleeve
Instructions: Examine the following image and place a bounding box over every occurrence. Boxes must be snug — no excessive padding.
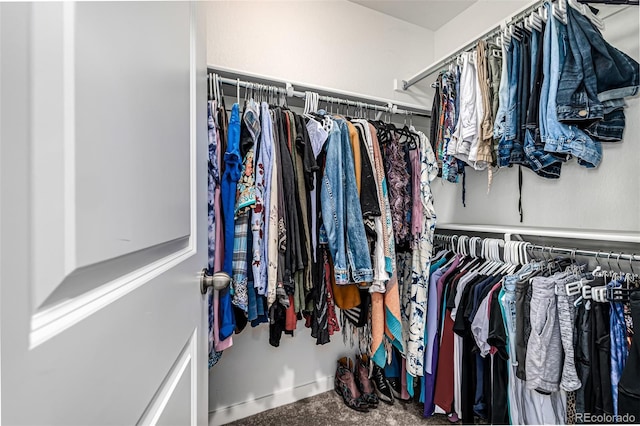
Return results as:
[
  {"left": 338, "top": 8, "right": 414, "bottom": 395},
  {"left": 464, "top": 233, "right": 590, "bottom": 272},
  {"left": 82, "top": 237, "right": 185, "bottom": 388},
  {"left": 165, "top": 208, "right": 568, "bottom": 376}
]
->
[
  {"left": 356, "top": 125, "right": 381, "bottom": 219},
  {"left": 487, "top": 291, "right": 509, "bottom": 360},
  {"left": 471, "top": 295, "right": 492, "bottom": 357},
  {"left": 296, "top": 115, "right": 318, "bottom": 190}
]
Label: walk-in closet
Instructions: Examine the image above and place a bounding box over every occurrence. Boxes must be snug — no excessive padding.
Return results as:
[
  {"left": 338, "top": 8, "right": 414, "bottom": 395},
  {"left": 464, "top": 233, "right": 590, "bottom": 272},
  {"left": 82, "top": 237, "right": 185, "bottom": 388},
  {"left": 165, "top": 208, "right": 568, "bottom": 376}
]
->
[
  {"left": 205, "top": 1, "right": 640, "bottom": 425},
  {"left": 0, "top": 1, "right": 638, "bottom": 425}
]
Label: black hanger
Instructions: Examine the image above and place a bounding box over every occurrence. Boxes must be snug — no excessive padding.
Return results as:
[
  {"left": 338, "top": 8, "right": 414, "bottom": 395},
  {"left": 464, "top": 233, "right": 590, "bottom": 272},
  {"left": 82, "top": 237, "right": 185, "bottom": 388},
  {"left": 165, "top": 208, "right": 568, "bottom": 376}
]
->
[
  {"left": 371, "top": 120, "right": 393, "bottom": 146},
  {"left": 392, "top": 123, "right": 418, "bottom": 150}
]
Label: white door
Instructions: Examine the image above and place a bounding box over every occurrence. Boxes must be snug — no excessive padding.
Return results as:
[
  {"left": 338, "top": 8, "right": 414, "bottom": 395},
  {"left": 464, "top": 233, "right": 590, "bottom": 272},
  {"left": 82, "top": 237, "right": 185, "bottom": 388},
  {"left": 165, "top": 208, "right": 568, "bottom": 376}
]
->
[{"left": 0, "top": 2, "right": 209, "bottom": 425}]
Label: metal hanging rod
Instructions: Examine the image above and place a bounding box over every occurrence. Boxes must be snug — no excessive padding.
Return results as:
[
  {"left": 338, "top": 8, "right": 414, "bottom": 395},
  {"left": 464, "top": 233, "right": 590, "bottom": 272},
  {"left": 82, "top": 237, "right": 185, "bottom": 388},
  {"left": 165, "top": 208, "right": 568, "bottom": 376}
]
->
[
  {"left": 434, "top": 233, "right": 640, "bottom": 263},
  {"left": 527, "top": 244, "right": 640, "bottom": 263},
  {"left": 208, "top": 69, "right": 430, "bottom": 118},
  {"left": 400, "top": 0, "right": 545, "bottom": 90},
  {"left": 400, "top": 0, "right": 632, "bottom": 90}
]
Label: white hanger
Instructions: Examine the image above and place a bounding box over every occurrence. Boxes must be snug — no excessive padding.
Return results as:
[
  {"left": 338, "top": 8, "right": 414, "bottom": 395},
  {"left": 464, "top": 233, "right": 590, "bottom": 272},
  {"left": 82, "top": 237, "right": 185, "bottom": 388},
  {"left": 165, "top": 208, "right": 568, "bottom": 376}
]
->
[
  {"left": 213, "top": 74, "right": 218, "bottom": 101},
  {"left": 480, "top": 239, "right": 495, "bottom": 274},
  {"left": 529, "top": 12, "right": 543, "bottom": 32},
  {"left": 214, "top": 74, "right": 221, "bottom": 104},
  {"left": 567, "top": 0, "right": 604, "bottom": 30},
  {"left": 208, "top": 73, "right": 213, "bottom": 100},
  {"left": 500, "top": 241, "right": 517, "bottom": 274},
  {"left": 476, "top": 239, "right": 490, "bottom": 273},
  {"left": 538, "top": 5, "right": 548, "bottom": 22},
  {"left": 484, "top": 239, "right": 503, "bottom": 275},
  {"left": 552, "top": 0, "right": 568, "bottom": 25}
]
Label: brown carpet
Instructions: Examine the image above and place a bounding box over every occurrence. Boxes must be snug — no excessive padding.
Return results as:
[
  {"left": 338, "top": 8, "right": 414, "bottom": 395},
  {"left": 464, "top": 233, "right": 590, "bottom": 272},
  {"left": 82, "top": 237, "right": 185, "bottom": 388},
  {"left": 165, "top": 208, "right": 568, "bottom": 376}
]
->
[{"left": 225, "top": 390, "right": 458, "bottom": 425}]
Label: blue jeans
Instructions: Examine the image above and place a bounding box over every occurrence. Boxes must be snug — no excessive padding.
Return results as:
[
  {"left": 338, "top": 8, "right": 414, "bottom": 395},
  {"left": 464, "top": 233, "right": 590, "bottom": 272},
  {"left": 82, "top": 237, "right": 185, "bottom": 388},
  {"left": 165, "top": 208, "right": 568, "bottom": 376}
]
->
[
  {"left": 524, "top": 30, "right": 563, "bottom": 180},
  {"left": 510, "top": 31, "right": 531, "bottom": 167},
  {"left": 557, "top": 6, "right": 639, "bottom": 125},
  {"left": 541, "top": 10, "right": 602, "bottom": 168},
  {"left": 498, "top": 39, "right": 520, "bottom": 167},
  {"left": 493, "top": 42, "right": 510, "bottom": 141},
  {"left": 320, "top": 118, "right": 373, "bottom": 284}
]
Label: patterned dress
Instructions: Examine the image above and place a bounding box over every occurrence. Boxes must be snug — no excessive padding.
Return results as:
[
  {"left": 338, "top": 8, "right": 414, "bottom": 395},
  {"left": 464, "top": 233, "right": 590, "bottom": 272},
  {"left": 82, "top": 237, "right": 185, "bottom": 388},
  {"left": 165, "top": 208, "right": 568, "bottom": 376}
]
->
[{"left": 406, "top": 131, "right": 438, "bottom": 378}]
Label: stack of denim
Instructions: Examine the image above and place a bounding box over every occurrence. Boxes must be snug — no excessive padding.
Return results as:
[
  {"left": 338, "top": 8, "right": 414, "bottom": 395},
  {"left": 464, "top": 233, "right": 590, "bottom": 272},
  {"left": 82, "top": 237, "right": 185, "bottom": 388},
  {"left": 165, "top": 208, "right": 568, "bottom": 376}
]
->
[{"left": 430, "top": 2, "right": 639, "bottom": 180}]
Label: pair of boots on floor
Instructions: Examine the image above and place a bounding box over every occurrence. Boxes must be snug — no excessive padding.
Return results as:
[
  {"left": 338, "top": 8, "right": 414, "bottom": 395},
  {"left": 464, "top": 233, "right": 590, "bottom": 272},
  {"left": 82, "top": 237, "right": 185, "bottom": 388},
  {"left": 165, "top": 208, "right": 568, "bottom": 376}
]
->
[{"left": 334, "top": 355, "right": 405, "bottom": 412}]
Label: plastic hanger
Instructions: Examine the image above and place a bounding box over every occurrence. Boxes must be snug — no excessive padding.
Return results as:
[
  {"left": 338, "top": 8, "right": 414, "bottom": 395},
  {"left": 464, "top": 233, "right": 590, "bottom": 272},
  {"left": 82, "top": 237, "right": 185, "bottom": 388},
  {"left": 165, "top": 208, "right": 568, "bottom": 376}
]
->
[
  {"left": 207, "top": 73, "right": 212, "bottom": 100},
  {"left": 568, "top": 0, "right": 605, "bottom": 30},
  {"left": 529, "top": 11, "right": 544, "bottom": 32},
  {"left": 500, "top": 241, "right": 518, "bottom": 274},
  {"left": 538, "top": 5, "right": 548, "bottom": 22},
  {"left": 482, "top": 239, "right": 502, "bottom": 274},
  {"left": 552, "top": 0, "right": 569, "bottom": 24}
]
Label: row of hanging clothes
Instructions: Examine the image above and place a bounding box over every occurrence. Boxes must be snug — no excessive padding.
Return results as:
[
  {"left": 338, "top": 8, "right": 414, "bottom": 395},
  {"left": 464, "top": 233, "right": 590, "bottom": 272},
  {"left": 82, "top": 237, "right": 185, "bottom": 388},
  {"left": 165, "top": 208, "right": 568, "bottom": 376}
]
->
[
  {"left": 206, "top": 72, "right": 439, "bottom": 379},
  {"left": 430, "top": 0, "right": 639, "bottom": 216},
  {"left": 424, "top": 233, "right": 639, "bottom": 424}
]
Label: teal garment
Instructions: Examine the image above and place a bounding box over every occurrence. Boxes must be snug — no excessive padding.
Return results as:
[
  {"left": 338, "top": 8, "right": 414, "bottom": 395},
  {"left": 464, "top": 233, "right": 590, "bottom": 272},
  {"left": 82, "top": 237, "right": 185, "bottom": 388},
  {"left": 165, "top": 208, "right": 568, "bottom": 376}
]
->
[
  {"left": 498, "top": 287, "right": 512, "bottom": 425},
  {"left": 430, "top": 256, "right": 448, "bottom": 274}
]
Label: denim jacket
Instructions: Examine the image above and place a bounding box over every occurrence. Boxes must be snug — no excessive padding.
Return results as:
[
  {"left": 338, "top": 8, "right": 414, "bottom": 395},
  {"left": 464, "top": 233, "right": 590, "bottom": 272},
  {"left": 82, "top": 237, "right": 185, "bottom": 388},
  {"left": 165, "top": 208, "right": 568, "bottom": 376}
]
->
[
  {"left": 557, "top": 6, "right": 639, "bottom": 126},
  {"left": 320, "top": 118, "right": 373, "bottom": 285}
]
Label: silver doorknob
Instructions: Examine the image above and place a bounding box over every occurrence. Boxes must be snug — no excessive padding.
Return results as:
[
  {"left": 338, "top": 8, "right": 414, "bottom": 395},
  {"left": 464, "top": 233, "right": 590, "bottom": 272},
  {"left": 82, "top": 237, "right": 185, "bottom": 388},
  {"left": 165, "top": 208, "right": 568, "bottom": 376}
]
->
[{"left": 200, "top": 269, "right": 231, "bottom": 294}]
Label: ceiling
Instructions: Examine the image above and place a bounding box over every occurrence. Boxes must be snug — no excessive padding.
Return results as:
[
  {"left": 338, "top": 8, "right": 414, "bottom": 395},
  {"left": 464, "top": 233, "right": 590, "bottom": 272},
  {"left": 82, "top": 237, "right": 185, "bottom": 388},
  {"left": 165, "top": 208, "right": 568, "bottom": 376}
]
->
[{"left": 348, "top": 0, "right": 478, "bottom": 31}]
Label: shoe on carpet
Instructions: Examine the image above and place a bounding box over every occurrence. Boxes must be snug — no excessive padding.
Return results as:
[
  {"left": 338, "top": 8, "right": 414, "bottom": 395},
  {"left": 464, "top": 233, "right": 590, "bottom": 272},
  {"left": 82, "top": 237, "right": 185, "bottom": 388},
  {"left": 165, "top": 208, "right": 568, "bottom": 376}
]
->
[
  {"left": 387, "top": 377, "right": 411, "bottom": 402},
  {"left": 371, "top": 364, "right": 394, "bottom": 405},
  {"left": 334, "top": 357, "right": 369, "bottom": 412},
  {"left": 354, "top": 355, "right": 379, "bottom": 408}
]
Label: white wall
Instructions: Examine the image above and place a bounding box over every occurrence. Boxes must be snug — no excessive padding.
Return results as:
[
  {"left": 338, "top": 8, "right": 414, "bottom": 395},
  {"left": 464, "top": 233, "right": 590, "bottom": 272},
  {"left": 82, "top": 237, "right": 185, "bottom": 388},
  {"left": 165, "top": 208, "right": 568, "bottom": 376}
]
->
[
  {"left": 205, "top": 2, "right": 435, "bottom": 424},
  {"left": 431, "top": 4, "right": 640, "bottom": 234},
  {"left": 433, "top": 0, "right": 531, "bottom": 60},
  {"left": 206, "top": 0, "right": 434, "bottom": 110}
]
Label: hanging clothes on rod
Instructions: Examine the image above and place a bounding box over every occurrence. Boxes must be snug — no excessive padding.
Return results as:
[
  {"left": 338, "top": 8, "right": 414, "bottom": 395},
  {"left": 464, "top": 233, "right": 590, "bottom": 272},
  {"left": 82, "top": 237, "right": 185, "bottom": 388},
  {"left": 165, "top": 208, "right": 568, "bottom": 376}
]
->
[
  {"left": 426, "top": 0, "right": 638, "bottom": 224},
  {"left": 206, "top": 70, "right": 440, "bottom": 403},
  {"left": 425, "top": 231, "right": 639, "bottom": 424},
  {"left": 210, "top": 68, "right": 431, "bottom": 118}
]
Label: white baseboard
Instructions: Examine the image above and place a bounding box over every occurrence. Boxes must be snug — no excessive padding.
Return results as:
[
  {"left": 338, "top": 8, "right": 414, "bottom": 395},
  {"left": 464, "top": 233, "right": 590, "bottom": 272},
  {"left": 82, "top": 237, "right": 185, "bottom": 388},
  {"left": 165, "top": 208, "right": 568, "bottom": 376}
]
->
[{"left": 208, "top": 375, "right": 334, "bottom": 426}]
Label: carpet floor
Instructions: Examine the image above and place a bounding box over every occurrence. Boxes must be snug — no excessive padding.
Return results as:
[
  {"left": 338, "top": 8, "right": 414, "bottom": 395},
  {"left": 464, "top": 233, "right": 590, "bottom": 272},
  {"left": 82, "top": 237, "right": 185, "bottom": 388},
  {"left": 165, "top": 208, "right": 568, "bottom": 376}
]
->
[{"left": 225, "top": 390, "right": 459, "bottom": 425}]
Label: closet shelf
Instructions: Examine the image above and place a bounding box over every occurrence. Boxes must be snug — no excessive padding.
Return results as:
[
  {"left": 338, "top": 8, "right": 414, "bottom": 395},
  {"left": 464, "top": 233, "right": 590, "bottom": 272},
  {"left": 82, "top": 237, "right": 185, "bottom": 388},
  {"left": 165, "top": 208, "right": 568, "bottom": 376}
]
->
[{"left": 436, "top": 223, "right": 640, "bottom": 244}]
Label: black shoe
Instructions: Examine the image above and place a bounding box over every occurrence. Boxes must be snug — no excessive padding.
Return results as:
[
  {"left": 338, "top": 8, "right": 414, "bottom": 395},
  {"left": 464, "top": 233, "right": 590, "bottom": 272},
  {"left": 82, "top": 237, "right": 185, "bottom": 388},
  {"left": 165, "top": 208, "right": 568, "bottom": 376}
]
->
[
  {"left": 388, "top": 377, "right": 411, "bottom": 402},
  {"left": 371, "top": 364, "right": 394, "bottom": 405}
]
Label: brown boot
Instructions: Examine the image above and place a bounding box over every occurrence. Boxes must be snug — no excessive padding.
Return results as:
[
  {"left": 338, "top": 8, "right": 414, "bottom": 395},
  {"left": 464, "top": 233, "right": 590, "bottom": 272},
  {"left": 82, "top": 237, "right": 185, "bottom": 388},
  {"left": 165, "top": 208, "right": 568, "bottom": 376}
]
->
[
  {"left": 334, "top": 357, "right": 369, "bottom": 412},
  {"left": 355, "top": 355, "right": 379, "bottom": 408}
]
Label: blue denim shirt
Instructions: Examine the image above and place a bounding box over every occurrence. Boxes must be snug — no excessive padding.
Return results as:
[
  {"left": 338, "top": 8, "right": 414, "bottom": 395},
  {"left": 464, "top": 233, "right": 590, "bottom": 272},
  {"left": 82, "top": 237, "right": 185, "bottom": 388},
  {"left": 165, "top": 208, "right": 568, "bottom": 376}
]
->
[{"left": 320, "top": 118, "right": 373, "bottom": 284}]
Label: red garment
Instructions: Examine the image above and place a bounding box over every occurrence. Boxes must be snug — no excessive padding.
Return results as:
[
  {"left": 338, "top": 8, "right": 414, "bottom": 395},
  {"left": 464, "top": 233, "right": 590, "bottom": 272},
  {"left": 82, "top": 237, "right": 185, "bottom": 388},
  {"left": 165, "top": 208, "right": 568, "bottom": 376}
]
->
[
  {"left": 401, "top": 358, "right": 410, "bottom": 400},
  {"left": 324, "top": 251, "right": 340, "bottom": 335},
  {"left": 433, "top": 307, "right": 456, "bottom": 412},
  {"left": 285, "top": 295, "right": 297, "bottom": 331},
  {"left": 432, "top": 269, "right": 466, "bottom": 413}
]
